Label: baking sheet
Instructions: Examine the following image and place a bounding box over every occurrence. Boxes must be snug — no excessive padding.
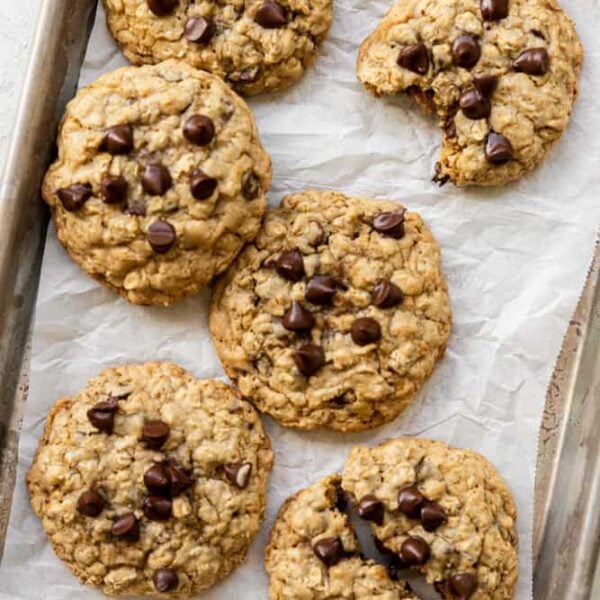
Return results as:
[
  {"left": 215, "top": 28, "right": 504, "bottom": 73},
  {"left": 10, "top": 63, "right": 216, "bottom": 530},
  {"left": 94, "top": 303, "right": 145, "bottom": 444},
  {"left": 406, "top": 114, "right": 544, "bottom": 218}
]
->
[{"left": 1, "top": 0, "right": 599, "bottom": 597}]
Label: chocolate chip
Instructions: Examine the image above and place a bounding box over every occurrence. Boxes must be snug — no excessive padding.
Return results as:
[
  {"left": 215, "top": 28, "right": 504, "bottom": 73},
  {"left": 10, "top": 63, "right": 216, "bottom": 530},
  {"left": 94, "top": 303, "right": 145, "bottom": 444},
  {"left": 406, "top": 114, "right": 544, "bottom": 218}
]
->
[
  {"left": 141, "top": 164, "right": 172, "bottom": 196},
  {"left": 153, "top": 568, "right": 179, "bottom": 593},
  {"left": 184, "top": 17, "right": 215, "bottom": 44},
  {"left": 143, "top": 495, "right": 172, "bottom": 521},
  {"left": 485, "top": 132, "right": 514, "bottom": 164},
  {"left": 459, "top": 89, "right": 491, "bottom": 120},
  {"left": 481, "top": 0, "right": 508, "bottom": 20},
  {"left": 397, "top": 484, "right": 425, "bottom": 519},
  {"left": 241, "top": 171, "right": 261, "bottom": 200},
  {"left": 76, "top": 490, "right": 106, "bottom": 517},
  {"left": 102, "top": 125, "right": 133, "bottom": 155},
  {"left": 111, "top": 512, "right": 140, "bottom": 541},
  {"left": 234, "top": 67, "right": 260, "bottom": 84},
  {"left": 305, "top": 276, "right": 337, "bottom": 305},
  {"left": 473, "top": 74, "right": 498, "bottom": 97},
  {"left": 57, "top": 184, "right": 92, "bottom": 212},
  {"left": 451, "top": 34, "right": 481, "bottom": 69},
  {"left": 313, "top": 536, "right": 345, "bottom": 567},
  {"left": 87, "top": 398, "right": 118, "bottom": 434},
  {"left": 255, "top": 1, "right": 287, "bottom": 28},
  {"left": 372, "top": 279, "right": 403, "bottom": 308},
  {"left": 350, "top": 317, "right": 381, "bottom": 346},
  {"left": 421, "top": 500, "right": 447, "bottom": 531},
  {"left": 276, "top": 248, "right": 305, "bottom": 281},
  {"left": 101, "top": 175, "right": 128, "bottom": 204},
  {"left": 166, "top": 460, "right": 193, "bottom": 495},
  {"left": 397, "top": 44, "right": 429, "bottom": 75},
  {"left": 190, "top": 168, "right": 218, "bottom": 200},
  {"left": 448, "top": 573, "right": 478, "bottom": 599},
  {"left": 373, "top": 211, "right": 405, "bottom": 238},
  {"left": 294, "top": 344, "right": 325, "bottom": 376},
  {"left": 144, "top": 464, "right": 171, "bottom": 494},
  {"left": 282, "top": 301, "right": 315, "bottom": 332},
  {"left": 399, "top": 536, "right": 430, "bottom": 566},
  {"left": 148, "top": 221, "right": 176, "bottom": 253},
  {"left": 513, "top": 47, "right": 550, "bottom": 75},
  {"left": 147, "top": 0, "right": 178, "bottom": 17},
  {"left": 183, "top": 115, "right": 215, "bottom": 146},
  {"left": 142, "top": 420, "right": 170, "bottom": 449},
  {"left": 357, "top": 495, "right": 384, "bottom": 525},
  {"left": 223, "top": 462, "right": 252, "bottom": 489}
]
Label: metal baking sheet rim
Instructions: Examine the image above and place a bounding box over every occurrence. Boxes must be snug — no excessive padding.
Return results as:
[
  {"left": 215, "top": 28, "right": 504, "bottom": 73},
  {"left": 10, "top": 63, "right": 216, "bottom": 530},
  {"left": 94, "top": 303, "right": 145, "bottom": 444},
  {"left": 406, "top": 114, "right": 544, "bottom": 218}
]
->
[{"left": 0, "top": 0, "right": 598, "bottom": 597}]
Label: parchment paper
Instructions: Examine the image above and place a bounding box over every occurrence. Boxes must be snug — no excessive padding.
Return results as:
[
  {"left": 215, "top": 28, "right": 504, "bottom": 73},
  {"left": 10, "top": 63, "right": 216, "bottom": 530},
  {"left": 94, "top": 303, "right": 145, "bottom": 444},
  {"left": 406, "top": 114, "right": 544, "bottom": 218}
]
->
[{"left": 1, "top": 0, "right": 599, "bottom": 597}]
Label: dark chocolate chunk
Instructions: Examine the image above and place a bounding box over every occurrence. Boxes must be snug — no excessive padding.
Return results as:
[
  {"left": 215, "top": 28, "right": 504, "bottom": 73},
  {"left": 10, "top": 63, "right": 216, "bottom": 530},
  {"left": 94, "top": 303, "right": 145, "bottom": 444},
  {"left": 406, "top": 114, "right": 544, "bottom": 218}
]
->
[
  {"left": 101, "top": 175, "right": 128, "bottom": 204},
  {"left": 294, "top": 344, "right": 325, "bottom": 376},
  {"left": 190, "top": 168, "right": 218, "bottom": 200},
  {"left": 144, "top": 464, "right": 171, "bottom": 495},
  {"left": 255, "top": 1, "right": 287, "bottom": 28},
  {"left": 399, "top": 536, "right": 431, "bottom": 566},
  {"left": 313, "top": 536, "right": 345, "bottom": 567},
  {"left": 223, "top": 461, "right": 253, "bottom": 489},
  {"left": 166, "top": 460, "right": 194, "bottom": 495},
  {"left": 397, "top": 43, "right": 430, "bottom": 75},
  {"left": 111, "top": 512, "right": 140, "bottom": 542},
  {"left": 183, "top": 115, "right": 215, "bottom": 145},
  {"left": 102, "top": 125, "right": 133, "bottom": 155},
  {"left": 357, "top": 494, "right": 385, "bottom": 525},
  {"left": 241, "top": 171, "right": 261, "bottom": 200},
  {"left": 147, "top": 0, "right": 178, "bottom": 16},
  {"left": 153, "top": 568, "right": 179, "bottom": 593},
  {"left": 485, "top": 132, "right": 514, "bottom": 164},
  {"left": 481, "top": 0, "right": 508, "bottom": 20},
  {"left": 148, "top": 220, "right": 176, "bottom": 253},
  {"left": 87, "top": 398, "right": 119, "bottom": 434},
  {"left": 373, "top": 211, "right": 405, "bottom": 238},
  {"left": 451, "top": 34, "right": 481, "bottom": 69},
  {"left": 305, "top": 275, "right": 337, "bottom": 305},
  {"left": 57, "top": 184, "right": 92, "bottom": 212},
  {"left": 350, "top": 317, "right": 381, "bottom": 346},
  {"left": 282, "top": 301, "right": 315, "bottom": 332},
  {"left": 459, "top": 89, "right": 491, "bottom": 120},
  {"left": 143, "top": 495, "right": 172, "bottom": 521},
  {"left": 142, "top": 420, "right": 170, "bottom": 449},
  {"left": 141, "top": 164, "right": 172, "bottom": 196},
  {"left": 372, "top": 279, "right": 403, "bottom": 308},
  {"left": 513, "top": 47, "right": 550, "bottom": 75},
  {"left": 420, "top": 500, "right": 447, "bottom": 531},
  {"left": 472, "top": 74, "right": 498, "bottom": 97},
  {"left": 76, "top": 490, "right": 106, "bottom": 517},
  {"left": 397, "top": 485, "right": 425, "bottom": 519},
  {"left": 184, "top": 17, "right": 215, "bottom": 44},
  {"left": 448, "top": 573, "right": 478, "bottom": 599},
  {"left": 276, "top": 248, "right": 305, "bottom": 281}
]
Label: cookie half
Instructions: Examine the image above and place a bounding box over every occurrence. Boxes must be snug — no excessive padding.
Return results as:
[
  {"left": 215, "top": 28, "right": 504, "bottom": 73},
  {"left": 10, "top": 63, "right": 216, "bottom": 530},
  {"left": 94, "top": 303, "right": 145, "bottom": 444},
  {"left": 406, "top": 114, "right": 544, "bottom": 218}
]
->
[
  {"left": 342, "top": 438, "right": 518, "bottom": 599},
  {"left": 209, "top": 190, "right": 451, "bottom": 431},
  {"left": 42, "top": 60, "right": 271, "bottom": 306},
  {"left": 27, "top": 362, "right": 274, "bottom": 596},
  {"left": 102, "top": 0, "right": 333, "bottom": 96},
  {"left": 265, "top": 474, "right": 419, "bottom": 599},
  {"left": 357, "top": 0, "right": 583, "bottom": 186}
]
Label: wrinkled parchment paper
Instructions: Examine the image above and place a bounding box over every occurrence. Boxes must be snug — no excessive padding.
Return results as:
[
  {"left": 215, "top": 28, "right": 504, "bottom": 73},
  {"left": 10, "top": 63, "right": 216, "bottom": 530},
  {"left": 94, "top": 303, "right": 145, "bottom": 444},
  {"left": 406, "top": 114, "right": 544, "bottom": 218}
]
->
[{"left": 1, "top": 0, "right": 600, "bottom": 597}]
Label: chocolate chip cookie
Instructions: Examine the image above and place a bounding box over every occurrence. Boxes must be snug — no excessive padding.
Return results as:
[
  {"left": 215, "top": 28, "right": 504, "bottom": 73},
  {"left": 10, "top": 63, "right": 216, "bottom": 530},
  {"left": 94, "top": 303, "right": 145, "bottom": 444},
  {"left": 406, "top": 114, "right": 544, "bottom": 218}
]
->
[
  {"left": 102, "top": 0, "right": 333, "bottom": 96},
  {"left": 42, "top": 60, "right": 271, "bottom": 306},
  {"left": 342, "top": 438, "right": 518, "bottom": 599},
  {"left": 209, "top": 190, "right": 451, "bottom": 431},
  {"left": 265, "top": 474, "right": 420, "bottom": 599},
  {"left": 27, "top": 362, "right": 273, "bottom": 596},
  {"left": 357, "top": 0, "right": 583, "bottom": 186}
]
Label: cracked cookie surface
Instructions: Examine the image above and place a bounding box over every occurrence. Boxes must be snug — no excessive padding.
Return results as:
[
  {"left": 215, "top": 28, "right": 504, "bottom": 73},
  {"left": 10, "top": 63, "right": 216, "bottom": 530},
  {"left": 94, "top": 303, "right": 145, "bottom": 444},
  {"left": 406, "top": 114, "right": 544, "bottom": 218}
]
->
[
  {"left": 102, "top": 0, "right": 333, "bottom": 96},
  {"left": 209, "top": 190, "right": 451, "bottom": 431},
  {"left": 27, "top": 362, "right": 273, "bottom": 596},
  {"left": 357, "top": 0, "right": 583, "bottom": 186},
  {"left": 42, "top": 60, "right": 271, "bottom": 306},
  {"left": 342, "top": 438, "right": 518, "bottom": 599},
  {"left": 265, "top": 474, "right": 420, "bottom": 599}
]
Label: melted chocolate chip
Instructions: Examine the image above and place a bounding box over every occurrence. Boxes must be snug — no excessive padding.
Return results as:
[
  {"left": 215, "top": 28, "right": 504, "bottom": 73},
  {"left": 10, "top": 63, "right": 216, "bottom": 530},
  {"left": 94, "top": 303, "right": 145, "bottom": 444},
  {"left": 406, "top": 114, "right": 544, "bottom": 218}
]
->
[
  {"left": 101, "top": 175, "right": 128, "bottom": 204},
  {"left": 397, "top": 43, "right": 430, "bottom": 75},
  {"left": 233, "top": 67, "right": 260, "bottom": 84},
  {"left": 223, "top": 462, "right": 253, "bottom": 489},
  {"left": 399, "top": 536, "right": 431, "bottom": 566},
  {"left": 485, "top": 132, "right": 514, "bottom": 164},
  {"left": 282, "top": 301, "right": 315, "bottom": 331},
  {"left": 77, "top": 490, "right": 106, "bottom": 517},
  {"left": 459, "top": 89, "right": 491, "bottom": 120},
  {"left": 148, "top": 221, "right": 176, "bottom": 253},
  {"left": 372, "top": 279, "right": 403, "bottom": 308},
  {"left": 241, "top": 171, "right": 261, "bottom": 200},
  {"left": 276, "top": 248, "right": 305, "bottom": 281},
  {"left": 397, "top": 485, "right": 425, "bottom": 519},
  {"left": 448, "top": 573, "right": 478, "bottom": 599},
  {"left": 305, "top": 275, "right": 337, "bottom": 305},
  {"left": 111, "top": 513, "right": 140, "bottom": 541},
  {"left": 102, "top": 125, "right": 133, "bottom": 155},
  {"left": 473, "top": 74, "right": 498, "bottom": 97},
  {"left": 357, "top": 495, "right": 384, "bottom": 525},
  {"left": 350, "top": 317, "right": 381, "bottom": 346},
  {"left": 153, "top": 568, "right": 179, "bottom": 593},
  {"left": 141, "top": 164, "right": 172, "bottom": 196},
  {"left": 57, "top": 184, "right": 92, "bottom": 212},
  {"left": 143, "top": 495, "right": 172, "bottom": 521},
  {"left": 190, "top": 168, "right": 218, "bottom": 200},
  {"left": 421, "top": 500, "right": 447, "bottom": 531},
  {"left": 184, "top": 17, "right": 216, "bottom": 44},
  {"left": 481, "top": 0, "right": 508, "bottom": 20},
  {"left": 451, "top": 34, "right": 481, "bottom": 69},
  {"left": 255, "top": 1, "right": 287, "bottom": 28},
  {"left": 313, "top": 536, "right": 345, "bottom": 567},
  {"left": 294, "top": 344, "right": 325, "bottom": 376},
  {"left": 144, "top": 464, "right": 171, "bottom": 495},
  {"left": 513, "top": 47, "right": 550, "bottom": 75},
  {"left": 142, "top": 420, "right": 170, "bottom": 449},
  {"left": 183, "top": 115, "right": 215, "bottom": 145},
  {"left": 373, "top": 211, "right": 405, "bottom": 238},
  {"left": 147, "top": 0, "right": 178, "bottom": 17},
  {"left": 166, "top": 460, "right": 194, "bottom": 495},
  {"left": 87, "top": 398, "right": 118, "bottom": 434}
]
